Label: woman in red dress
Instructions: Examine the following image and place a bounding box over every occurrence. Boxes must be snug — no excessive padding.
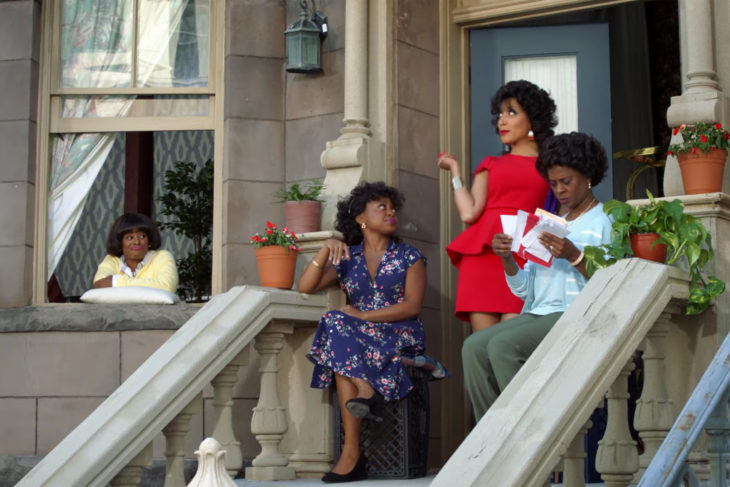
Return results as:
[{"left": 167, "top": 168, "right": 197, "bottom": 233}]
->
[{"left": 438, "top": 80, "right": 557, "bottom": 331}]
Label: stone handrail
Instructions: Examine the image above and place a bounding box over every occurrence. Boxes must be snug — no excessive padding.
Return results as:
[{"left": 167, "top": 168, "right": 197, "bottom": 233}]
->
[
  {"left": 638, "top": 328, "right": 730, "bottom": 486},
  {"left": 16, "top": 286, "right": 327, "bottom": 487},
  {"left": 432, "top": 259, "right": 691, "bottom": 487}
]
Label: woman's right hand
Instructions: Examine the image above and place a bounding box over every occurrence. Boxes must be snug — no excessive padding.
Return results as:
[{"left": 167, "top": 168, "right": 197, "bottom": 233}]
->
[
  {"left": 437, "top": 152, "right": 459, "bottom": 173},
  {"left": 324, "top": 238, "right": 350, "bottom": 265},
  {"left": 491, "top": 233, "right": 513, "bottom": 258}
]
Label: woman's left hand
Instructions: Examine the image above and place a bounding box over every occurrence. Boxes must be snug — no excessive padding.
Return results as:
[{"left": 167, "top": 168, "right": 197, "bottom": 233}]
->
[
  {"left": 340, "top": 304, "right": 365, "bottom": 320},
  {"left": 539, "top": 232, "right": 580, "bottom": 262}
]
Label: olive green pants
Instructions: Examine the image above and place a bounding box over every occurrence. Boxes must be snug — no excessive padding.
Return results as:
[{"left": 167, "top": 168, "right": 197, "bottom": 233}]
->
[{"left": 462, "top": 312, "right": 562, "bottom": 422}]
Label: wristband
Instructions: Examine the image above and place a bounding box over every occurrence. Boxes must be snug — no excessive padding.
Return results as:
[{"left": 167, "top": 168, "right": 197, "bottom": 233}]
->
[
  {"left": 570, "top": 250, "right": 585, "bottom": 267},
  {"left": 451, "top": 176, "right": 463, "bottom": 190}
]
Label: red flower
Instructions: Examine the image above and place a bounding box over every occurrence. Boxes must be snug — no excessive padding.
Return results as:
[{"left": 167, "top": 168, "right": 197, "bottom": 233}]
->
[
  {"left": 672, "top": 127, "right": 679, "bottom": 136},
  {"left": 667, "top": 150, "right": 672, "bottom": 156},
  {"left": 692, "top": 147, "right": 697, "bottom": 154},
  {"left": 266, "top": 229, "right": 273, "bottom": 235},
  {"left": 265, "top": 221, "right": 276, "bottom": 229},
  {"left": 701, "top": 135, "right": 707, "bottom": 143},
  {"left": 725, "top": 133, "right": 729, "bottom": 140},
  {"left": 716, "top": 123, "right": 723, "bottom": 129}
]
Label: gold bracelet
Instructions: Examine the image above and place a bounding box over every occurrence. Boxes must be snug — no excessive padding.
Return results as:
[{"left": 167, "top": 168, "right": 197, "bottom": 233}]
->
[
  {"left": 310, "top": 259, "right": 322, "bottom": 268},
  {"left": 570, "top": 250, "right": 585, "bottom": 267}
]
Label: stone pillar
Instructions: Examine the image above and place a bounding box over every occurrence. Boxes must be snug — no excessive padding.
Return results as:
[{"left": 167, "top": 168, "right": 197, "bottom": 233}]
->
[
  {"left": 211, "top": 348, "right": 249, "bottom": 477},
  {"left": 563, "top": 419, "right": 591, "bottom": 487},
  {"left": 246, "top": 321, "right": 296, "bottom": 481},
  {"left": 596, "top": 359, "right": 639, "bottom": 487},
  {"left": 163, "top": 395, "right": 201, "bottom": 487},
  {"left": 319, "top": 0, "right": 370, "bottom": 228},
  {"left": 665, "top": 0, "right": 725, "bottom": 196},
  {"left": 110, "top": 443, "right": 152, "bottom": 487},
  {"left": 633, "top": 309, "right": 676, "bottom": 482}
]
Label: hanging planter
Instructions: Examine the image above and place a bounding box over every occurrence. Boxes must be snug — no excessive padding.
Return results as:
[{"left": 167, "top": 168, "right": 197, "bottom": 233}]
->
[
  {"left": 677, "top": 149, "right": 727, "bottom": 194},
  {"left": 630, "top": 233, "right": 667, "bottom": 263},
  {"left": 254, "top": 246, "right": 298, "bottom": 289}
]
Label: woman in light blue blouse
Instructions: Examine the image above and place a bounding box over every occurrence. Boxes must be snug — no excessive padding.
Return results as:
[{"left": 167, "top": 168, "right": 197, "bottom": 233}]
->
[{"left": 463, "top": 132, "right": 612, "bottom": 421}]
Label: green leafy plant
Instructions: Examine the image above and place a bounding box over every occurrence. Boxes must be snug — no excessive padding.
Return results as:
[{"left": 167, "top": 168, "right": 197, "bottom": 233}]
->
[
  {"left": 158, "top": 159, "right": 213, "bottom": 303},
  {"left": 667, "top": 122, "right": 730, "bottom": 156},
  {"left": 250, "top": 221, "right": 301, "bottom": 253},
  {"left": 583, "top": 190, "right": 725, "bottom": 315},
  {"left": 275, "top": 179, "right": 324, "bottom": 202}
]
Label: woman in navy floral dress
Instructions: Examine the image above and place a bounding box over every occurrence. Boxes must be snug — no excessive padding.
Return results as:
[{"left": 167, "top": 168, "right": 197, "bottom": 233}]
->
[{"left": 298, "top": 182, "right": 426, "bottom": 484}]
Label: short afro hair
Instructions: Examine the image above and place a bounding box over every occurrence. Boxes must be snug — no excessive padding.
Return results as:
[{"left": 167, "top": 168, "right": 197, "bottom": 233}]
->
[
  {"left": 535, "top": 132, "right": 608, "bottom": 186},
  {"left": 336, "top": 182, "right": 405, "bottom": 246},
  {"left": 105, "top": 212, "right": 162, "bottom": 257},
  {"left": 490, "top": 80, "right": 558, "bottom": 147}
]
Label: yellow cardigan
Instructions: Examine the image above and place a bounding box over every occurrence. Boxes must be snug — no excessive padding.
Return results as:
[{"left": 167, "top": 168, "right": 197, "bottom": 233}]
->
[{"left": 93, "top": 250, "right": 179, "bottom": 293}]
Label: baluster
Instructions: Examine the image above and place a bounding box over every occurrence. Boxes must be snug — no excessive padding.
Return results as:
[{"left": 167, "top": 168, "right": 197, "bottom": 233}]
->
[
  {"left": 705, "top": 391, "right": 730, "bottom": 486},
  {"left": 111, "top": 442, "right": 152, "bottom": 487},
  {"left": 596, "top": 359, "right": 639, "bottom": 487},
  {"left": 187, "top": 437, "right": 237, "bottom": 487},
  {"left": 163, "top": 394, "right": 202, "bottom": 487},
  {"left": 563, "top": 418, "right": 592, "bottom": 487},
  {"left": 633, "top": 309, "right": 676, "bottom": 482},
  {"left": 246, "top": 321, "right": 296, "bottom": 481},
  {"left": 211, "top": 347, "right": 249, "bottom": 477}
]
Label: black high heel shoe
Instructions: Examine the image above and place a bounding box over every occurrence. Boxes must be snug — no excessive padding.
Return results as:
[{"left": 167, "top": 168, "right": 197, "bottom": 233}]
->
[
  {"left": 321, "top": 453, "right": 368, "bottom": 483},
  {"left": 345, "top": 392, "right": 385, "bottom": 422}
]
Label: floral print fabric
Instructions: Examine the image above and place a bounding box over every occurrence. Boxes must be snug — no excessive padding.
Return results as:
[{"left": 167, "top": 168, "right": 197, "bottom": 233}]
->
[{"left": 307, "top": 240, "right": 426, "bottom": 400}]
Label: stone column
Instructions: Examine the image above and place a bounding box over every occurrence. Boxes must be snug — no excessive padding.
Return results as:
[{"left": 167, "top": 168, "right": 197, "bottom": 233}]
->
[
  {"left": 633, "top": 309, "right": 676, "bottom": 482},
  {"left": 110, "top": 443, "right": 152, "bottom": 487},
  {"left": 163, "top": 395, "right": 201, "bottom": 487},
  {"left": 319, "top": 0, "right": 370, "bottom": 228},
  {"left": 596, "top": 359, "right": 639, "bottom": 487},
  {"left": 211, "top": 347, "right": 249, "bottom": 477},
  {"left": 665, "top": 0, "right": 725, "bottom": 196},
  {"left": 246, "top": 321, "right": 296, "bottom": 481},
  {"left": 563, "top": 418, "right": 592, "bottom": 487}
]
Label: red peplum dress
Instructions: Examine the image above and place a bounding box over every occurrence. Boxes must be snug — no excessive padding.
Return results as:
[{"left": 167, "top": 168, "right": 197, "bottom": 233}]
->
[{"left": 446, "top": 153, "right": 548, "bottom": 322}]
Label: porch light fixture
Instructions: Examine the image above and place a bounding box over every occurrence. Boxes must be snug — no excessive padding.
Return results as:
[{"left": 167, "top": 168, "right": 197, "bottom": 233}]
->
[{"left": 285, "top": 0, "right": 327, "bottom": 73}]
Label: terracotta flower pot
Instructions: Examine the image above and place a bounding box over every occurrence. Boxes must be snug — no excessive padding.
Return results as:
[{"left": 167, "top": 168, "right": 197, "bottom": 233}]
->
[
  {"left": 284, "top": 201, "right": 322, "bottom": 234},
  {"left": 630, "top": 233, "right": 667, "bottom": 263},
  {"left": 254, "top": 246, "right": 298, "bottom": 289},
  {"left": 677, "top": 149, "right": 727, "bottom": 194}
]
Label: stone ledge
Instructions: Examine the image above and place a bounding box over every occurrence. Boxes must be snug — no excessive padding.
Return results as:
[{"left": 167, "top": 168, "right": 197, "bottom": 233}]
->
[{"left": 0, "top": 303, "right": 203, "bottom": 333}]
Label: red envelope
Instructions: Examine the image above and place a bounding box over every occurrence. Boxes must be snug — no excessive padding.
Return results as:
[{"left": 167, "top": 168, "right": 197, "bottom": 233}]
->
[{"left": 517, "top": 213, "right": 553, "bottom": 267}]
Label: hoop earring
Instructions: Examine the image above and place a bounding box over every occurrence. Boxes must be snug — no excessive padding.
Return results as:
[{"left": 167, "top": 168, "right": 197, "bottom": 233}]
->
[
  {"left": 588, "top": 181, "right": 592, "bottom": 189},
  {"left": 528, "top": 130, "right": 535, "bottom": 141},
  {"left": 361, "top": 222, "right": 366, "bottom": 229}
]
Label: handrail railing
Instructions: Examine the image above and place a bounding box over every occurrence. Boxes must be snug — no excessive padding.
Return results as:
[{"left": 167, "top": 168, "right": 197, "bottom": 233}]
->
[
  {"left": 638, "top": 329, "right": 730, "bottom": 486},
  {"left": 16, "top": 285, "right": 327, "bottom": 487},
  {"left": 432, "top": 259, "right": 690, "bottom": 487}
]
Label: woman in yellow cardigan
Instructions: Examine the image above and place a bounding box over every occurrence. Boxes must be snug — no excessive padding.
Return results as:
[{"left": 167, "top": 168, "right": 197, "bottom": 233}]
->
[{"left": 93, "top": 212, "right": 178, "bottom": 293}]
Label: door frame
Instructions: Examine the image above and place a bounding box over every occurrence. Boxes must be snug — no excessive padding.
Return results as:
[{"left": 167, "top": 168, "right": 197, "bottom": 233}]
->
[{"left": 437, "top": 0, "right": 631, "bottom": 462}]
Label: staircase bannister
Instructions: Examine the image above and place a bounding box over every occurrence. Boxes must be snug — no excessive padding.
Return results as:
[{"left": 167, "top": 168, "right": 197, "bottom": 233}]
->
[
  {"left": 15, "top": 286, "right": 327, "bottom": 487},
  {"left": 432, "top": 259, "right": 690, "bottom": 487},
  {"left": 638, "top": 329, "right": 730, "bottom": 486}
]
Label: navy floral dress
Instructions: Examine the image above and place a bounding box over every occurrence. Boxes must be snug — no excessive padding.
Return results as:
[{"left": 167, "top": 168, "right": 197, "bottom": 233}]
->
[{"left": 307, "top": 240, "right": 426, "bottom": 401}]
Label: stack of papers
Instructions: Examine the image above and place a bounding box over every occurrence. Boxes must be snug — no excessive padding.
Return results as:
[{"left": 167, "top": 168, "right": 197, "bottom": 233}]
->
[{"left": 500, "top": 209, "right": 570, "bottom": 266}]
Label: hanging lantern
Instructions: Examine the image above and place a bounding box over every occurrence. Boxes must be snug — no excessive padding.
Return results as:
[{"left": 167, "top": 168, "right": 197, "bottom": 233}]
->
[{"left": 285, "top": 1, "right": 322, "bottom": 73}]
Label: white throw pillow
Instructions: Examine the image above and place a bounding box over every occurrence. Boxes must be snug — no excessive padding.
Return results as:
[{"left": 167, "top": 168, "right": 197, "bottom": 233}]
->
[{"left": 80, "top": 287, "right": 179, "bottom": 304}]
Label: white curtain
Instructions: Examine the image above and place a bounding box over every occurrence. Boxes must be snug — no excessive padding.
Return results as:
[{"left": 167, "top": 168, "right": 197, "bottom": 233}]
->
[
  {"left": 505, "top": 56, "right": 579, "bottom": 135},
  {"left": 48, "top": 0, "right": 194, "bottom": 279}
]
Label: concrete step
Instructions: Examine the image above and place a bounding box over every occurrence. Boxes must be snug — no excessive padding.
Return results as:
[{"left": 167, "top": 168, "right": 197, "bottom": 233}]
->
[{"left": 235, "top": 475, "right": 435, "bottom": 486}]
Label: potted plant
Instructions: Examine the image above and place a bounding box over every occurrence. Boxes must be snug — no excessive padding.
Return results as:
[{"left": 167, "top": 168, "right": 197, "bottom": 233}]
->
[
  {"left": 250, "top": 221, "right": 301, "bottom": 289},
  {"left": 158, "top": 159, "right": 213, "bottom": 302},
  {"left": 667, "top": 122, "right": 730, "bottom": 194},
  {"left": 583, "top": 190, "right": 725, "bottom": 315},
  {"left": 275, "top": 179, "right": 325, "bottom": 234}
]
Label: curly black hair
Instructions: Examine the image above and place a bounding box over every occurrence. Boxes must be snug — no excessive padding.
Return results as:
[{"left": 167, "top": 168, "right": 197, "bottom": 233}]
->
[
  {"left": 335, "top": 182, "right": 405, "bottom": 245},
  {"left": 490, "top": 80, "right": 558, "bottom": 147},
  {"left": 535, "top": 132, "right": 608, "bottom": 186},
  {"left": 105, "top": 212, "right": 162, "bottom": 257}
]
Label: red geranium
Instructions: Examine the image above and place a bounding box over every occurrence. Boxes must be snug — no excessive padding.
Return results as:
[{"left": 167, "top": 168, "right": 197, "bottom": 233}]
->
[{"left": 250, "top": 221, "right": 301, "bottom": 252}]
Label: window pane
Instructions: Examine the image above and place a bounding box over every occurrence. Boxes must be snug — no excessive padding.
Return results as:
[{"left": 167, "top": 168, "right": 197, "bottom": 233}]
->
[
  {"left": 61, "top": 0, "right": 133, "bottom": 88},
  {"left": 61, "top": 95, "right": 210, "bottom": 118},
  {"left": 504, "top": 55, "right": 578, "bottom": 135},
  {"left": 137, "top": 0, "right": 210, "bottom": 87}
]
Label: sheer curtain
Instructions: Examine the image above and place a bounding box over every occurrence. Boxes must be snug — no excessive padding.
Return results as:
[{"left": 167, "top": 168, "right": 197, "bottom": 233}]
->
[
  {"left": 47, "top": 0, "right": 203, "bottom": 279},
  {"left": 505, "top": 56, "right": 578, "bottom": 135}
]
